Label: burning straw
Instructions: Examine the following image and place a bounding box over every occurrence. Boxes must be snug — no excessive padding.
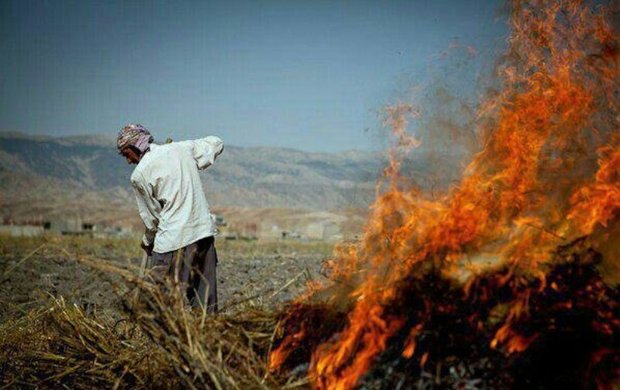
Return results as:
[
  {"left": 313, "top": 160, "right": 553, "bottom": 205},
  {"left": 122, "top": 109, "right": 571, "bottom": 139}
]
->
[{"left": 270, "top": 0, "right": 619, "bottom": 388}]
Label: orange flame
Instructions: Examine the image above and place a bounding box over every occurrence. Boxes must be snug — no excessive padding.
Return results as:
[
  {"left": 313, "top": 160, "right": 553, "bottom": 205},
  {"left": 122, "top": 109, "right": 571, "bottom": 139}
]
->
[{"left": 271, "top": 1, "right": 619, "bottom": 388}]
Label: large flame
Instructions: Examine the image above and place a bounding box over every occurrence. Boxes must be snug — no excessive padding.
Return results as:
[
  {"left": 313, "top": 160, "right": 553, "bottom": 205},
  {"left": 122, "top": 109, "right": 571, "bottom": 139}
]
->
[{"left": 271, "top": 1, "right": 619, "bottom": 388}]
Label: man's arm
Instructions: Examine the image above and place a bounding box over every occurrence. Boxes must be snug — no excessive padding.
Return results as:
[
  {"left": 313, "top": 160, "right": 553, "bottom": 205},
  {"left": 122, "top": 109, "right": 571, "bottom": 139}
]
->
[
  {"left": 189, "top": 136, "right": 224, "bottom": 170},
  {"left": 131, "top": 171, "right": 161, "bottom": 252}
]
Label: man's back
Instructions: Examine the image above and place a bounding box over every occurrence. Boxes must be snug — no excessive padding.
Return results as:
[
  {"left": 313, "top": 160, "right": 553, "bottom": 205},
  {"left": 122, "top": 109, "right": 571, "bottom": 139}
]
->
[{"left": 130, "top": 137, "right": 223, "bottom": 253}]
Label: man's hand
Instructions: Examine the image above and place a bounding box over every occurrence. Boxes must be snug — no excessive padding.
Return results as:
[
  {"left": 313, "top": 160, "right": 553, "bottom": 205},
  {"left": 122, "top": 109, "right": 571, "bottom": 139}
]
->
[{"left": 141, "top": 242, "right": 154, "bottom": 256}]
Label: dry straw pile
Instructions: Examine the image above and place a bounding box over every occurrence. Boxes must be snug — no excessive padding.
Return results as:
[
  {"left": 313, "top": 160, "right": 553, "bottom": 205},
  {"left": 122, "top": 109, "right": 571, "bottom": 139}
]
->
[{"left": 0, "top": 254, "right": 303, "bottom": 389}]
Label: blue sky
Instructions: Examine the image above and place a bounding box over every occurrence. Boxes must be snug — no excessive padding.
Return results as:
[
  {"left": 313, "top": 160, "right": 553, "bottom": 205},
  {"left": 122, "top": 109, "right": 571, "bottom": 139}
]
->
[{"left": 0, "top": 0, "right": 507, "bottom": 152}]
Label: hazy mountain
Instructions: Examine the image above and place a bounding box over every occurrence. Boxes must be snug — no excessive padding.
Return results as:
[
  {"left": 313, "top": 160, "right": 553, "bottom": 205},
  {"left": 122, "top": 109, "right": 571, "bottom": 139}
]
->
[{"left": 0, "top": 132, "right": 388, "bottom": 223}]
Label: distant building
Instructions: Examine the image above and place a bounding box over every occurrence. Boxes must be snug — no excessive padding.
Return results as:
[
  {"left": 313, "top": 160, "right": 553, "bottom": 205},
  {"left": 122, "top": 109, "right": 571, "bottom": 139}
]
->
[
  {"left": 46, "top": 217, "right": 96, "bottom": 235},
  {"left": 306, "top": 222, "right": 343, "bottom": 242},
  {"left": 0, "top": 224, "right": 44, "bottom": 237},
  {"left": 0, "top": 217, "right": 135, "bottom": 239},
  {"left": 283, "top": 230, "right": 303, "bottom": 240}
]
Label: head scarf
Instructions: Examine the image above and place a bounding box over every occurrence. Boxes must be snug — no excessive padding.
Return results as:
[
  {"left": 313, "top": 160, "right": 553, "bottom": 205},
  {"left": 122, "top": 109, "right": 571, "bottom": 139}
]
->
[{"left": 117, "top": 123, "right": 154, "bottom": 154}]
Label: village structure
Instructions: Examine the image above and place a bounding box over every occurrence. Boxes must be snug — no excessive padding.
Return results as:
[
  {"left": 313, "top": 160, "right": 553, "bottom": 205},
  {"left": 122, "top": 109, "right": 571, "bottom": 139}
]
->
[
  {"left": 0, "top": 216, "right": 134, "bottom": 238},
  {"left": 0, "top": 212, "right": 346, "bottom": 242}
]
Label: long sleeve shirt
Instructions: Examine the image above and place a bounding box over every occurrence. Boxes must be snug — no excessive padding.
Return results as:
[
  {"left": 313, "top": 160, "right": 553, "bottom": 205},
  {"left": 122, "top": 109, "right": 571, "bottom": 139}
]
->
[{"left": 130, "top": 136, "right": 224, "bottom": 253}]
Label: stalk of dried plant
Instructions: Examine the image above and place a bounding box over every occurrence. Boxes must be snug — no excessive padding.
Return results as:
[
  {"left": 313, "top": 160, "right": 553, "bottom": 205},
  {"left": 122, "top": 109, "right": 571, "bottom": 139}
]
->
[{"left": 0, "top": 251, "right": 300, "bottom": 389}]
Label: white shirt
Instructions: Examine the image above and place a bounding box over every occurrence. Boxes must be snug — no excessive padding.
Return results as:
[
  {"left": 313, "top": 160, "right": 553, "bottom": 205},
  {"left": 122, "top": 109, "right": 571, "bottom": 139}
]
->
[{"left": 130, "top": 136, "right": 224, "bottom": 253}]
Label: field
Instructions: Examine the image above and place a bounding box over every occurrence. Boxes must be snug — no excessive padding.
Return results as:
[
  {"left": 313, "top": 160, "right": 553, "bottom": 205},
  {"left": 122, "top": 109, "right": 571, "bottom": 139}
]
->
[{"left": 0, "top": 234, "right": 334, "bottom": 388}]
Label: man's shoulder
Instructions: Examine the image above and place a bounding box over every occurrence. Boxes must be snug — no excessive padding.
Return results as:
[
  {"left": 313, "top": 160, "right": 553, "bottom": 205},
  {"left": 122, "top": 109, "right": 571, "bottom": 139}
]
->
[
  {"left": 132, "top": 143, "right": 189, "bottom": 178},
  {"left": 130, "top": 150, "right": 157, "bottom": 182},
  {"left": 130, "top": 166, "right": 144, "bottom": 185},
  {"left": 151, "top": 142, "right": 191, "bottom": 155}
]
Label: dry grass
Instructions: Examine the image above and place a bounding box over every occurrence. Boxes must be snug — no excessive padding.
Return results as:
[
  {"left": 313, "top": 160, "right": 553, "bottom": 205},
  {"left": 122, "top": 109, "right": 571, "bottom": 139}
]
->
[
  {"left": 0, "top": 292, "right": 285, "bottom": 389},
  {"left": 0, "top": 296, "right": 168, "bottom": 388},
  {"left": 0, "top": 235, "right": 323, "bottom": 389}
]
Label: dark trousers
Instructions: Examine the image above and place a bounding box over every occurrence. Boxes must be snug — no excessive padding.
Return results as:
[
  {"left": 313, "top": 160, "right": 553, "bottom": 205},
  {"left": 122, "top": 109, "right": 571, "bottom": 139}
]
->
[{"left": 150, "top": 236, "right": 218, "bottom": 313}]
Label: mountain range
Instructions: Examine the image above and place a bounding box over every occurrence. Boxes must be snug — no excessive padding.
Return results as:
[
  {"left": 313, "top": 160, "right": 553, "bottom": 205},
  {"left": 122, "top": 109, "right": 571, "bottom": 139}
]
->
[{"left": 0, "top": 132, "right": 389, "bottom": 227}]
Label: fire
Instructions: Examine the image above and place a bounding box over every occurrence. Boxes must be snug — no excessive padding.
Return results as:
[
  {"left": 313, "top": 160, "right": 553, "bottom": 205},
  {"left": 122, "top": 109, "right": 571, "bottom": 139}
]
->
[
  {"left": 311, "top": 303, "right": 403, "bottom": 390},
  {"left": 569, "top": 146, "right": 620, "bottom": 233},
  {"left": 271, "top": 0, "right": 619, "bottom": 388}
]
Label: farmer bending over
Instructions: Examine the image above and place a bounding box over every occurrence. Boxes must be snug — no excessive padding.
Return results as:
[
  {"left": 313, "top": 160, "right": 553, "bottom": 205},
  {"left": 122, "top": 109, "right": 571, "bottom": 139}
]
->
[{"left": 117, "top": 124, "right": 223, "bottom": 313}]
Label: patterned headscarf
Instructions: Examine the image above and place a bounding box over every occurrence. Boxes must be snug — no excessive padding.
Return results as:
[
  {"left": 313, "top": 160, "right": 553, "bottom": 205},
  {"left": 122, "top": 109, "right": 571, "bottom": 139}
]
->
[{"left": 117, "top": 124, "right": 154, "bottom": 154}]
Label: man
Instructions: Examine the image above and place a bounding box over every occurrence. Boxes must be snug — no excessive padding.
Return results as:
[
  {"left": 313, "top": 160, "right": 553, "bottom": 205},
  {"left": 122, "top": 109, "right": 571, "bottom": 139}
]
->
[{"left": 117, "top": 124, "right": 223, "bottom": 313}]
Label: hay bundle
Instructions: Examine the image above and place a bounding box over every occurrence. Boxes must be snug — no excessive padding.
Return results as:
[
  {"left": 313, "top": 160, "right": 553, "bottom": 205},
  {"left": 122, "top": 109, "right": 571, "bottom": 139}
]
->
[
  {"left": 126, "top": 278, "right": 280, "bottom": 389},
  {"left": 0, "top": 254, "right": 285, "bottom": 389},
  {"left": 0, "top": 296, "right": 168, "bottom": 388}
]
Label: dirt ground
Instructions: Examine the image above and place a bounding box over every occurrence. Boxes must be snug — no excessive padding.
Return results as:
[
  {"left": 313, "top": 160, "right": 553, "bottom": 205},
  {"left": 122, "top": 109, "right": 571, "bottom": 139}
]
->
[{"left": 0, "top": 234, "right": 334, "bottom": 322}]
